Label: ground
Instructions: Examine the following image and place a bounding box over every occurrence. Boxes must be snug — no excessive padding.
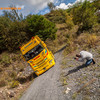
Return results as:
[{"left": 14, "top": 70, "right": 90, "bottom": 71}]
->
[
  {"left": 20, "top": 50, "right": 68, "bottom": 100},
  {"left": 60, "top": 46, "right": 100, "bottom": 100},
  {"left": 19, "top": 45, "right": 100, "bottom": 100}
]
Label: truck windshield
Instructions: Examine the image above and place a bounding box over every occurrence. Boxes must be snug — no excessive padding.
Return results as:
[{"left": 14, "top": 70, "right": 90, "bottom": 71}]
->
[{"left": 24, "top": 44, "right": 43, "bottom": 61}]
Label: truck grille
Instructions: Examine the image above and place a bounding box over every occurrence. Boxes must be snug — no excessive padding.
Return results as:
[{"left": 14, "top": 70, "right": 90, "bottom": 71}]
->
[{"left": 36, "top": 58, "right": 48, "bottom": 68}]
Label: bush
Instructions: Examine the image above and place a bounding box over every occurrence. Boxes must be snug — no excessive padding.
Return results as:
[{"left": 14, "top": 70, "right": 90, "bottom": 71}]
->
[
  {"left": 0, "top": 79, "right": 6, "bottom": 87},
  {"left": 45, "top": 9, "right": 66, "bottom": 24},
  {"left": 71, "top": 0, "right": 97, "bottom": 31},
  {"left": 76, "top": 33, "right": 98, "bottom": 48},
  {"left": 0, "top": 17, "right": 11, "bottom": 51},
  {"left": 2, "top": 21, "right": 27, "bottom": 51},
  {"left": 26, "top": 15, "right": 57, "bottom": 41},
  {"left": 65, "top": 13, "right": 74, "bottom": 29},
  {"left": 0, "top": 10, "right": 27, "bottom": 52},
  {"left": 64, "top": 39, "right": 77, "bottom": 55},
  {"left": 10, "top": 80, "right": 19, "bottom": 88},
  {"left": 0, "top": 53, "right": 11, "bottom": 65}
]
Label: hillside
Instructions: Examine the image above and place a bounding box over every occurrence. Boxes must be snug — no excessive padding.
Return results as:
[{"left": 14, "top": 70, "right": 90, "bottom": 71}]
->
[{"left": 0, "top": 0, "right": 100, "bottom": 99}]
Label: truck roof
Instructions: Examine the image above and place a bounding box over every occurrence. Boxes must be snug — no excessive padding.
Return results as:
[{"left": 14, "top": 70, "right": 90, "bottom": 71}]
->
[{"left": 20, "top": 36, "right": 40, "bottom": 55}]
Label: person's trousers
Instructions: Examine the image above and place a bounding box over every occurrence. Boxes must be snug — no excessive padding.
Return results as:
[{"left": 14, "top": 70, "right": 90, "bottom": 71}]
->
[{"left": 85, "top": 59, "right": 94, "bottom": 66}]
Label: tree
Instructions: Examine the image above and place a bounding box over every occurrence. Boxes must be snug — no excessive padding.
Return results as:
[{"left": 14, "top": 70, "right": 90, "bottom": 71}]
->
[
  {"left": 3, "top": 6, "right": 24, "bottom": 22},
  {"left": 26, "top": 15, "right": 57, "bottom": 41},
  {"left": 0, "top": 9, "right": 27, "bottom": 51},
  {"left": 48, "top": 2, "right": 55, "bottom": 11},
  {"left": 71, "top": 0, "right": 97, "bottom": 31},
  {"left": 45, "top": 9, "right": 67, "bottom": 24},
  {"left": 0, "top": 16, "right": 11, "bottom": 51}
]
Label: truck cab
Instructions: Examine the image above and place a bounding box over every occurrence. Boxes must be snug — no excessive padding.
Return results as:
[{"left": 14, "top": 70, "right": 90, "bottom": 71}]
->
[{"left": 20, "top": 36, "right": 55, "bottom": 76}]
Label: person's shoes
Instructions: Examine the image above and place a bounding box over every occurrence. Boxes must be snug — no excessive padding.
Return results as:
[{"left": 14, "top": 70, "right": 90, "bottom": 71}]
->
[{"left": 92, "top": 59, "right": 95, "bottom": 64}]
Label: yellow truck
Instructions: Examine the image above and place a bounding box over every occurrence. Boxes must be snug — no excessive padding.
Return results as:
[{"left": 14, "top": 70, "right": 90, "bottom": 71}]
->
[{"left": 20, "top": 36, "right": 55, "bottom": 76}]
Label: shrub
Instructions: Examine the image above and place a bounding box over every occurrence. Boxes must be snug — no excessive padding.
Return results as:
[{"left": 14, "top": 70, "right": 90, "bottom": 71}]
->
[
  {"left": 45, "top": 9, "right": 66, "bottom": 24},
  {"left": 3, "top": 21, "right": 27, "bottom": 51},
  {"left": 76, "top": 33, "right": 98, "bottom": 48},
  {"left": 0, "top": 52, "right": 11, "bottom": 66},
  {"left": 0, "top": 79, "right": 6, "bottom": 87},
  {"left": 65, "top": 13, "right": 74, "bottom": 29},
  {"left": 71, "top": 0, "right": 97, "bottom": 31},
  {"left": 64, "top": 39, "right": 76, "bottom": 55},
  {"left": 0, "top": 17, "right": 11, "bottom": 51},
  {"left": 10, "top": 80, "right": 19, "bottom": 88},
  {"left": 26, "top": 15, "right": 57, "bottom": 41},
  {"left": 0, "top": 9, "right": 27, "bottom": 52}
]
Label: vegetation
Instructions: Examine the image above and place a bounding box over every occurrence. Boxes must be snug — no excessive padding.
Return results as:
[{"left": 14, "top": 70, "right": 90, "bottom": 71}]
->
[
  {"left": 71, "top": 0, "right": 97, "bottom": 32},
  {"left": 26, "top": 15, "right": 57, "bottom": 41},
  {"left": 0, "top": 0, "right": 100, "bottom": 95},
  {"left": 45, "top": 9, "right": 67, "bottom": 24},
  {"left": 10, "top": 81, "right": 19, "bottom": 88},
  {"left": 0, "top": 0, "right": 99, "bottom": 52},
  {"left": 0, "top": 10, "right": 57, "bottom": 52},
  {"left": 48, "top": 2, "right": 55, "bottom": 11}
]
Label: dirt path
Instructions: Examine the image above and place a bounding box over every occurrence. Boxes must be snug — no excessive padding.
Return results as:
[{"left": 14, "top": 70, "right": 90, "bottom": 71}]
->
[{"left": 20, "top": 51, "right": 68, "bottom": 100}]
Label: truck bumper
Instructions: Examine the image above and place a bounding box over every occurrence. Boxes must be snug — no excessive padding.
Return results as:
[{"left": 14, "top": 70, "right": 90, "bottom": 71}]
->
[{"left": 35, "top": 59, "right": 55, "bottom": 76}]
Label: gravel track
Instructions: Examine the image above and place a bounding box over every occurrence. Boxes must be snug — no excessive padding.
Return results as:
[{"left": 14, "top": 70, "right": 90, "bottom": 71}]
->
[
  {"left": 20, "top": 51, "right": 68, "bottom": 100},
  {"left": 20, "top": 46, "right": 100, "bottom": 100}
]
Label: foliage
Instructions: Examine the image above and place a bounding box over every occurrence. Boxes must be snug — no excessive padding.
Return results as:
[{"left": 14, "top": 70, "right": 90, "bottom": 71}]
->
[
  {"left": 0, "top": 9, "right": 28, "bottom": 52},
  {"left": 0, "top": 19, "right": 27, "bottom": 51},
  {"left": 48, "top": 2, "right": 55, "bottom": 11},
  {"left": 10, "top": 80, "right": 19, "bottom": 88},
  {"left": 45, "top": 9, "right": 67, "bottom": 24},
  {"left": 0, "top": 52, "right": 11, "bottom": 65},
  {"left": 0, "top": 17, "right": 11, "bottom": 51},
  {"left": 71, "top": 0, "right": 97, "bottom": 31},
  {"left": 65, "top": 13, "right": 74, "bottom": 29},
  {"left": 3, "top": 7, "right": 24, "bottom": 22},
  {"left": 0, "top": 0, "right": 99, "bottom": 52},
  {"left": 5, "top": 21, "right": 27, "bottom": 51},
  {"left": 0, "top": 79, "right": 6, "bottom": 87},
  {"left": 64, "top": 39, "right": 76, "bottom": 55},
  {"left": 92, "top": 0, "right": 100, "bottom": 10},
  {"left": 76, "top": 33, "right": 98, "bottom": 48},
  {"left": 26, "top": 15, "right": 57, "bottom": 41},
  {"left": 0, "top": 9, "right": 57, "bottom": 51}
]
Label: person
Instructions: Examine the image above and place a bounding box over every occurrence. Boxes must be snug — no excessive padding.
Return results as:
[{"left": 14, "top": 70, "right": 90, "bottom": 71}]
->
[{"left": 74, "top": 50, "right": 95, "bottom": 66}]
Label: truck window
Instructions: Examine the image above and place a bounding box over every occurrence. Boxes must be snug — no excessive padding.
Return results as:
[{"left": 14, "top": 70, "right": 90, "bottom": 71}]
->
[{"left": 24, "top": 44, "right": 43, "bottom": 61}]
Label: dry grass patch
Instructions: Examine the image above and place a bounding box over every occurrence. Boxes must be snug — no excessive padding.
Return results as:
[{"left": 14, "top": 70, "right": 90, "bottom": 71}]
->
[{"left": 75, "top": 33, "right": 99, "bottom": 49}]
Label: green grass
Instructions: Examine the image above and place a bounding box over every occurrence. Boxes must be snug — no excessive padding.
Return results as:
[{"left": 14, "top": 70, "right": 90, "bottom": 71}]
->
[
  {"left": 72, "top": 92, "right": 78, "bottom": 99},
  {"left": 10, "top": 81, "right": 19, "bottom": 88}
]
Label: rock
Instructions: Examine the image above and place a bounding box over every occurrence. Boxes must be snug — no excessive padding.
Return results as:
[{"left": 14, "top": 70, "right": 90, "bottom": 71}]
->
[
  {"left": 16, "top": 66, "right": 34, "bottom": 83},
  {"left": 0, "top": 91, "right": 2, "bottom": 94},
  {"left": 65, "top": 87, "right": 71, "bottom": 94},
  {"left": 7, "top": 91, "right": 15, "bottom": 98}
]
